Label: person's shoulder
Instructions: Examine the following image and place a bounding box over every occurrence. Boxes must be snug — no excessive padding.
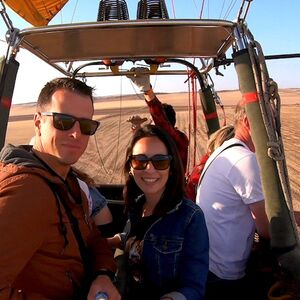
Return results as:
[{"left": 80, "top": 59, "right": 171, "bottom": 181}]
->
[
  {"left": 221, "top": 138, "right": 253, "bottom": 157},
  {"left": 0, "top": 171, "right": 57, "bottom": 215},
  {"left": 89, "top": 186, "right": 106, "bottom": 201},
  {"left": 221, "top": 137, "right": 244, "bottom": 148},
  {"left": 6, "top": 170, "right": 57, "bottom": 191},
  {"left": 179, "top": 198, "right": 203, "bottom": 213},
  {"left": 176, "top": 199, "right": 206, "bottom": 226}
]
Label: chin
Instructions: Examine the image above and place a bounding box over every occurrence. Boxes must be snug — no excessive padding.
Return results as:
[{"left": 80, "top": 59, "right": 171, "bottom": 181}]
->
[{"left": 60, "top": 154, "right": 81, "bottom": 166}]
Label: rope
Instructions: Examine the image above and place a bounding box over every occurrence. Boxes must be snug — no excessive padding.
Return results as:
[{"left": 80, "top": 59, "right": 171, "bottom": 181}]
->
[
  {"left": 93, "top": 132, "right": 111, "bottom": 176},
  {"left": 223, "top": 0, "right": 238, "bottom": 19},
  {"left": 109, "top": 77, "right": 124, "bottom": 183},
  {"left": 199, "top": 0, "right": 205, "bottom": 19},
  {"left": 244, "top": 25, "right": 299, "bottom": 246},
  {"left": 170, "top": 0, "right": 176, "bottom": 18},
  {"left": 219, "top": 0, "right": 226, "bottom": 19},
  {"left": 94, "top": 77, "right": 132, "bottom": 183},
  {"left": 190, "top": 71, "right": 198, "bottom": 167},
  {"left": 187, "top": 68, "right": 192, "bottom": 173},
  {"left": 93, "top": 74, "right": 152, "bottom": 183},
  {"left": 191, "top": 0, "right": 198, "bottom": 14},
  {"left": 0, "top": 0, "right": 14, "bottom": 31},
  {"left": 70, "top": 0, "right": 79, "bottom": 23}
]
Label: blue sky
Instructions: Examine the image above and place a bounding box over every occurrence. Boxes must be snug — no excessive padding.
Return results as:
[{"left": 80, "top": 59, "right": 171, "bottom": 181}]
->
[{"left": 0, "top": 0, "right": 299, "bottom": 104}]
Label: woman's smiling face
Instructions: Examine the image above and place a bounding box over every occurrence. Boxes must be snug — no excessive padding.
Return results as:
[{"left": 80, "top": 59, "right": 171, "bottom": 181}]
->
[{"left": 131, "top": 136, "right": 170, "bottom": 202}]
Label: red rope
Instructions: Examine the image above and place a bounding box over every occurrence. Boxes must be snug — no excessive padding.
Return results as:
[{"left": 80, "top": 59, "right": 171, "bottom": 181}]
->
[
  {"left": 187, "top": 69, "right": 192, "bottom": 172},
  {"left": 190, "top": 71, "right": 198, "bottom": 167}
]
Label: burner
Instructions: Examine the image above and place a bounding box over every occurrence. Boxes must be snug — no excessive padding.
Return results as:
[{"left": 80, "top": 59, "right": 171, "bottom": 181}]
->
[
  {"left": 137, "top": 0, "right": 169, "bottom": 19},
  {"left": 97, "top": 0, "right": 129, "bottom": 21}
]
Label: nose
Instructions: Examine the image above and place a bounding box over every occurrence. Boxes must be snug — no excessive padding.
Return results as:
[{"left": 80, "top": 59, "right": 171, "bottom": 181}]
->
[
  {"left": 145, "top": 160, "right": 155, "bottom": 171},
  {"left": 69, "top": 120, "right": 82, "bottom": 138}
]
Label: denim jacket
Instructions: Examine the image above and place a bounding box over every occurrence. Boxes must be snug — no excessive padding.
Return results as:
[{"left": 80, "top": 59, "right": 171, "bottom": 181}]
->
[{"left": 120, "top": 197, "right": 209, "bottom": 300}]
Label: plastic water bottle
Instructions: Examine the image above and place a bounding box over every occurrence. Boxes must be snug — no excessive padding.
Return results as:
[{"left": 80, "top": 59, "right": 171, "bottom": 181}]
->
[{"left": 94, "top": 291, "right": 108, "bottom": 300}]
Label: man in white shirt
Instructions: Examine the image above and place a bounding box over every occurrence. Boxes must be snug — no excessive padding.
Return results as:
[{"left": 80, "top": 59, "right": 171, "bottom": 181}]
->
[{"left": 196, "top": 101, "right": 270, "bottom": 300}]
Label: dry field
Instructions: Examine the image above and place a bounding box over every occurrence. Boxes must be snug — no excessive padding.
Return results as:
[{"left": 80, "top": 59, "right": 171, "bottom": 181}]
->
[{"left": 6, "top": 89, "right": 300, "bottom": 211}]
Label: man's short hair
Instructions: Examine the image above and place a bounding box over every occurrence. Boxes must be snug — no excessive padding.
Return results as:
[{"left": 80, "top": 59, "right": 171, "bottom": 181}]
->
[
  {"left": 37, "top": 77, "right": 94, "bottom": 110},
  {"left": 162, "top": 103, "right": 176, "bottom": 127}
]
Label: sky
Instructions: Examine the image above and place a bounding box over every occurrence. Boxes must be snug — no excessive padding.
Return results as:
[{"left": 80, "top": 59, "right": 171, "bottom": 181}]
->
[{"left": 0, "top": 0, "right": 299, "bottom": 104}]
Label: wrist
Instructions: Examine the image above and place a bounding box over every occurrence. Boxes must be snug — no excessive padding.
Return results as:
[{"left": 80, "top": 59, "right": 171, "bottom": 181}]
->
[
  {"left": 143, "top": 88, "right": 152, "bottom": 95},
  {"left": 144, "top": 88, "right": 155, "bottom": 101},
  {"left": 143, "top": 83, "right": 152, "bottom": 94}
]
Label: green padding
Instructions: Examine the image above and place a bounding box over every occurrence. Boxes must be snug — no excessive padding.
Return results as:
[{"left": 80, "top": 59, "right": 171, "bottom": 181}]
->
[
  {"left": 233, "top": 50, "right": 296, "bottom": 248},
  {"left": 199, "top": 87, "right": 220, "bottom": 136},
  {"left": 0, "top": 57, "right": 19, "bottom": 150},
  {"left": 232, "top": 49, "right": 257, "bottom": 93}
]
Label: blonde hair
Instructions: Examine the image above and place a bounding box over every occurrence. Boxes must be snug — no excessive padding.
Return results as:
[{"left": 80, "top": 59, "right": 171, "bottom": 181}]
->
[{"left": 207, "top": 125, "right": 235, "bottom": 154}]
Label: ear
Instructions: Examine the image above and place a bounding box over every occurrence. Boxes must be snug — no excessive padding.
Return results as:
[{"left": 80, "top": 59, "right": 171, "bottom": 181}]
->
[
  {"left": 33, "top": 112, "right": 42, "bottom": 136},
  {"left": 129, "top": 167, "right": 135, "bottom": 176}
]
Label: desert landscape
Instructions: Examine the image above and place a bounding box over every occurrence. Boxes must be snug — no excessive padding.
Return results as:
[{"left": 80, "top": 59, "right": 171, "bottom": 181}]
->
[{"left": 5, "top": 89, "right": 300, "bottom": 211}]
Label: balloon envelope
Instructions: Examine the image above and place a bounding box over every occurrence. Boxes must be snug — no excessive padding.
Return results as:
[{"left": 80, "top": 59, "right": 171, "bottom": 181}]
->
[{"left": 4, "top": 0, "right": 69, "bottom": 26}]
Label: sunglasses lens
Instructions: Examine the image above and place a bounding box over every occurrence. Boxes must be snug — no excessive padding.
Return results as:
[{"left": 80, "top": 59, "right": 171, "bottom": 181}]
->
[
  {"left": 53, "top": 114, "right": 75, "bottom": 131},
  {"left": 79, "top": 119, "right": 99, "bottom": 135},
  {"left": 151, "top": 155, "right": 171, "bottom": 170},
  {"left": 130, "top": 155, "right": 171, "bottom": 170},
  {"left": 130, "top": 156, "right": 148, "bottom": 170},
  {"left": 51, "top": 113, "right": 99, "bottom": 135}
]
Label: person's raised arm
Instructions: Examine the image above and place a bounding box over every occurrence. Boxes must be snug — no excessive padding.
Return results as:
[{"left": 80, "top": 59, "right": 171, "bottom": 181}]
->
[
  {"left": 126, "top": 67, "right": 153, "bottom": 97},
  {"left": 126, "top": 67, "right": 173, "bottom": 129}
]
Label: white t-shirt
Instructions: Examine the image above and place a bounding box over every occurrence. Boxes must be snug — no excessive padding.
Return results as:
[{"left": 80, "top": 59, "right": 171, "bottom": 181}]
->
[
  {"left": 196, "top": 138, "right": 264, "bottom": 280},
  {"left": 77, "top": 178, "right": 93, "bottom": 215}
]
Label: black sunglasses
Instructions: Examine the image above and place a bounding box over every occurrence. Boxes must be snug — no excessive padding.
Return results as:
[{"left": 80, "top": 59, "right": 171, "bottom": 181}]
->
[
  {"left": 41, "top": 112, "right": 100, "bottom": 136},
  {"left": 130, "top": 154, "right": 172, "bottom": 170}
]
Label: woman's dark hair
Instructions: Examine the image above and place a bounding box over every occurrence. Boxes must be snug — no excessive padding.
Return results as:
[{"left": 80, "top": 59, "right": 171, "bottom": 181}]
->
[{"left": 123, "top": 124, "right": 185, "bottom": 215}]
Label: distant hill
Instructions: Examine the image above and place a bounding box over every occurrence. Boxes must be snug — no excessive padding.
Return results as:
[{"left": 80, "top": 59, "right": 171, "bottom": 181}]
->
[{"left": 93, "top": 92, "right": 171, "bottom": 102}]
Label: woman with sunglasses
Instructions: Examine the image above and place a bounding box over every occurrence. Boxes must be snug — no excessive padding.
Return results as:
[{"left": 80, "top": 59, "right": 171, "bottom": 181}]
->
[{"left": 108, "top": 124, "right": 209, "bottom": 300}]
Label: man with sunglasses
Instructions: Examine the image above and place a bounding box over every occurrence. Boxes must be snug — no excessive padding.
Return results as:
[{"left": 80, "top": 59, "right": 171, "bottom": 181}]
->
[
  {"left": 0, "top": 78, "right": 120, "bottom": 300},
  {"left": 127, "top": 67, "right": 189, "bottom": 171}
]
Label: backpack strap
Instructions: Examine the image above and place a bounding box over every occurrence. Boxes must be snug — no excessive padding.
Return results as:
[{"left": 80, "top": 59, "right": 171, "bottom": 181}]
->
[
  {"left": 31, "top": 151, "right": 92, "bottom": 276},
  {"left": 198, "top": 143, "right": 244, "bottom": 186},
  {"left": 49, "top": 181, "right": 93, "bottom": 277}
]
